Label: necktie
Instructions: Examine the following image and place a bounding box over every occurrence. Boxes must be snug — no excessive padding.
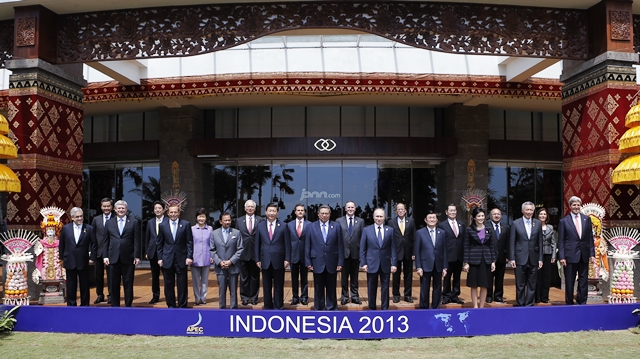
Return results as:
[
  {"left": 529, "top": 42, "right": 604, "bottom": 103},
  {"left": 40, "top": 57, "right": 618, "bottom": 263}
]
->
[
  {"left": 118, "top": 218, "right": 124, "bottom": 235},
  {"left": 399, "top": 219, "right": 405, "bottom": 236},
  {"left": 74, "top": 225, "right": 81, "bottom": 243},
  {"left": 223, "top": 228, "right": 228, "bottom": 243},
  {"left": 322, "top": 223, "right": 327, "bottom": 243},
  {"left": 574, "top": 214, "right": 581, "bottom": 238},
  {"left": 495, "top": 223, "right": 500, "bottom": 237},
  {"left": 172, "top": 221, "right": 177, "bottom": 239},
  {"left": 430, "top": 228, "right": 436, "bottom": 246},
  {"left": 452, "top": 221, "right": 458, "bottom": 237},
  {"left": 297, "top": 220, "right": 302, "bottom": 237},
  {"left": 525, "top": 219, "right": 531, "bottom": 239},
  {"left": 269, "top": 222, "right": 273, "bottom": 241},
  {"left": 349, "top": 217, "right": 353, "bottom": 235},
  {"left": 248, "top": 216, "right": 253, "bottom": 235},
  {"left": 104, "top": 215, "right": 109, "bottom": 226},
  {"left": 377, "top": 226, "right": 383, "bottom": 245}
]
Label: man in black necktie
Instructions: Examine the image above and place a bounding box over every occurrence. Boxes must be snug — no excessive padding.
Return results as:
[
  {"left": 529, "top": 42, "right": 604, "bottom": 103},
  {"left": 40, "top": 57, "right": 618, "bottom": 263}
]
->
[{"left": 486, "top": 208, "right": 510, "bottom": 303}]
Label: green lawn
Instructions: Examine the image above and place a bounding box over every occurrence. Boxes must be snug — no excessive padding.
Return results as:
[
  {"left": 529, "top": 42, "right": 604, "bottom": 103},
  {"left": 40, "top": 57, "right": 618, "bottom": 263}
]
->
[{"left": 1, "top": 330, "right": 639, "bottom": 358}]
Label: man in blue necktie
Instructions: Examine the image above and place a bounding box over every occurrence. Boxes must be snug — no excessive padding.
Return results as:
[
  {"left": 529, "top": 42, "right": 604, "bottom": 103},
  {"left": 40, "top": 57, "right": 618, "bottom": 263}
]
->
[
  {"left": 509, "top": 201, "right": 543, "bottom": 307},
  {"left": 360, "top": 208, "right": 397, "bottom": 310}
]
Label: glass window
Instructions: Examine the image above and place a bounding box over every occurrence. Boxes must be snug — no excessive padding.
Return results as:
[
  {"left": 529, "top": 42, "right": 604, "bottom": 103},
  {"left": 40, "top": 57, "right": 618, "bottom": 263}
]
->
[
  {"left": 272, "top": 107, "right": 305, "bottom": 137},
  {"left": 203, "top": 162, "right": 238, "bottom": 226},
  {"left": 542, "top": 112, "right": 559, "bottom": 142},
  {"left": 306, "top": 160, "right": 342, "bottom": 222},
  {"left": 118, "top": 113, "right": 144, "bottom": 141},
  {"left": 409, "top": 107, "right": 435, "bottom": 137},
  {"left": 84, "top": 117, "right": 92, "bottom": 143},
  {"left": 411, "top": 161, "right": 440, "bottom": 229},
  {"left": 92, "top": 115, "right": 117, "bottom": 143},
  {"left": 271, "top": 161, "right": 306, "bottom": 221},
  {"left": 341, "top": 106, "right": 367, "bottom": 137},
  {"left": 344, "top": 160, "right": 377, "bottom": 225},
  {"left": 376, "top": 107, "right": 408, "bottom": 137},
  {"left": 489, "top": 109, "right": 505, "bottom": 140},
  {"left": 144, "top": 111, "right": 159, "bottom": 141},
  {"left": 488, "top": 163, "right": 508, "bottom": 218},
  {"left": 307, "top": 106, "right": 340, "bottom": 137},
  {"left": 505, "top": 110, "right": 531, "bottom": 141},
  {"left": 215, "top": 109, "right": 238, "bottom": 138},
  {"left": 238, "top": 108, "right": 270, "bottom": 138},
  {"left": 237, "top": 162, "right": 272, "bottom": 216},
  {"left": 377, "top": 160, "right": 412, "bottom": 223}
]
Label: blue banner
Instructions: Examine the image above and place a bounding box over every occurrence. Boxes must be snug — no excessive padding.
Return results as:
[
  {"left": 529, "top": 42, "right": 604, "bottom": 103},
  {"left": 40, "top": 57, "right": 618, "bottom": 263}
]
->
[{"left": 11, "top": 304, "right": 640, "bottom": 338}]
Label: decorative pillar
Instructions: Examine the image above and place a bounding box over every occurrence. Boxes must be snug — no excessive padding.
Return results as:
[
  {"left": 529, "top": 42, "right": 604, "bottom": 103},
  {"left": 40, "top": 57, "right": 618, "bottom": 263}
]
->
[
  {"left": 4, "top": 59, "right": 86, "bottom": 229},
  {"left": 560, "top": 0, "right": 638, "bottom": 226}
]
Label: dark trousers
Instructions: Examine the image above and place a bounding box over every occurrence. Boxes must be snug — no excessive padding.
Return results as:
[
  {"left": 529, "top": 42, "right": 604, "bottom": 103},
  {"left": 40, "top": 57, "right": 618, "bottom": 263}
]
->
[
  {"left": 564, "top": 261, "right": 590, "bottom": 305},
  {"left": 367, "top": 269, "right": 390, "bottom": 310},
  {"left": 290, "top": 262, "right": 309, "bottom": 300},
  {"left": 419, "top": 269, "right": 443, "bottom": 309},
  {"left": 514, "top": 262, "right": 538, "bottom": 306},
  {"left": 239, "top": 259, "right": 260, "bottom": 302},
  {"left": 65, "top": 267, "right": 90, "bottom": 306},
  {"left": 313, "top": 270, "right": 338, "bottom": 310},
  {"left": 94, "top": 256, "right": 111, "bottom": 297},
  {"left": 535, "top": 254, "right": 553, "bottom": 302},
  {"left": 392, "top": 257, "right": 413, "bottom": 298},
  {"left": 487, "top": 259, "right": 507, "bottom": 300},
  {"left": 162, "top": 264, "right": 189, "bottom": 308},
  {"left": 341, "top": 257, "right": 360, "bottom": 300},
  {"left": 443, "top": 260, "right": 462, "bottom": 301},
  {"left": 110, "top": 261, "right": 135, "bottom": 307},
  {"left": 149, "top": 254, "right": 162, "bottom": 300},
  {"left": 262, "top": 266, "right": 285, "bottom": 309}
]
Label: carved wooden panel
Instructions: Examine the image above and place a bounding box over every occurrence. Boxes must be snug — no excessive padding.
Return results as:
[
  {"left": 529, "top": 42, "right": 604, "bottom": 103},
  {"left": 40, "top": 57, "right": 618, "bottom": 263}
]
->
[
  {"left": 16, "top": 17, "right": 36, "bottom": 47},
  {"left": 610, "top": 10, "right": 631, "bottom": 41},
  {"left": 57, "top": 2, "right": 588, "bottom": 64}
]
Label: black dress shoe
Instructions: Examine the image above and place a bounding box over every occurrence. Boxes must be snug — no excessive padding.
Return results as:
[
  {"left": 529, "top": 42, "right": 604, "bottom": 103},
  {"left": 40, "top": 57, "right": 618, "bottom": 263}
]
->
[
  {"left": 404, "top": 296, "right": 413, "bottom": 303},
  {"left": 485, "top": 297, "right": 493, "bottom": 303},
  {"left": 453, "top": 298, "right": 465, "bottom": 304},
  {"left": 494, "top": 297, "right": 505, "bottom": 303},
  {"left": 300, "top": 299, "right": 308, "bottom": 305},
  {"left": 352, "top": 298, "right": 362, "bottom": 305},
  {"left": 251, "top": 300, "right": 257, "bottom": 305},
  {"left": 148, "top": 297, "right": 159, "bottom": 304},
  {"left": 94, "top": 295, "right": 105, "bottom": 304},
  {"left": 442, "top": 298, "right": 451, "bottom": 305},
  {"left": 107, "top": 296, "right": 112, "bottom": 305},
  {"left": 541, "top": 300, "right": 549, "bottom": 303},
  {"left": 291, "top": 298, "right": 300, "bottom": 305},
  {"left": 242, "top": 300, "right": 249, "bottom": 306},
  {"left": 341, "top": 298, "right": 349, "bottom": 305},
  {"left": 392, "top": 296, "right": 400, "bottom": 303}
]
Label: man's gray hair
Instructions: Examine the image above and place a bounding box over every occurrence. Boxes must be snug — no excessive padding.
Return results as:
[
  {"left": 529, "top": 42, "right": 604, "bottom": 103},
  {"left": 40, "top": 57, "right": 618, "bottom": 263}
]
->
[
  {"left": 568, "top": 196, "right": 582, "bottom": 206},
  {"left": 521, "top": 201, "right": 535, "bottom": 211},
  {"left": 69, "top": 207, "right": 83, "bottom": 217},
  {"left": 114, "top": 200, "right": 128, "bottom": 208}
]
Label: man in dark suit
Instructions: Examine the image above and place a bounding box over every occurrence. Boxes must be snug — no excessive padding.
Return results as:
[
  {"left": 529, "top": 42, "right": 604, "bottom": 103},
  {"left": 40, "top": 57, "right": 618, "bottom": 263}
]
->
[
  {"left": 236, "top": 199, "right": 263, "bottom": 306},
  {"left": 255, "top": 202, "right": 291, "bottom": 310},
  {"left": 306, "top": 205, "right": 344, "bottom": 310},
  {"left": 438, "top": 204, "right": 466, "bottom": 305},
  {"left": 388, "top": 202, "right": 416, "bottom": 303},
  {"left": 287, "top": 204, "right": 311, "bottom": 305},
  {"left": 558, "top": 196, "right": 596, "bottom": 305},
  {"left": 486, "top": 208, "right": 510, "bottom": 303},
  {"left": 336, "top": 201, "right": 364, "bottom": 305},
  {"left": 91, "top": 197, "right": 112, "bottom": 304},
  {"left": 103, "top": 200, "right": 140, "bottom": 307},
  {"left": 509, "top": 201, "right": 543, "bottom": 307},
  {"left": 157, "top": 203, "right": 194, "bottom": 308},
  {"left": 210, "top": 212, "right": 244, "bottom": 309},
  {"left": 414, "top": 211, "right": 447, "bottom": 309},
  {"left": 59, "top": 207, "right": 96, "bottom": 306},
  {"left": 145, "top": 201, "right": 166, "bottom": 304},
  {"left": 360, "top": 208, "right": 397, "bottom": 310}
]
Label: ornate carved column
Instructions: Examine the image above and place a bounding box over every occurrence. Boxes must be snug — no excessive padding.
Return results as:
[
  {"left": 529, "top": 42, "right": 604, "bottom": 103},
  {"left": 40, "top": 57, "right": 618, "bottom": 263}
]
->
[
  {"left": 5, "top": 59, "right": 86, "bottom": 229},
  {"left": 561, "top": 0, "right": 638, "bottom": 226}
]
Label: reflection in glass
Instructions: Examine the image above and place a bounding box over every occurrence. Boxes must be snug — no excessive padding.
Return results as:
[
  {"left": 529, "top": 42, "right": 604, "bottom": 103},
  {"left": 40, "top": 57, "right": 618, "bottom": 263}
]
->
[
  {"left": 272, "top": 161, "right": 306, "bottom": 222},
  {"left": 307, "top": 161, "right": 342, "bottom": 222},
  {"left": 412, "top": 162, "right": 439, "bottom": 229},
  {"left": 378, "top": 161, "right": 412, "bottom": 222},
  {"left": 344, "top": 160, "right": 377, "bottom": 225},
  {"left": 203, "top": 163, "right": 238, "bottom": 226},
  {"left": 488, "top": 165, "right": 508, "bottom": 219},
  {"left": 237, "top": 163, "right": 272, "bottom": 216},
  {"left": 116, "top": 165, "right": 143, "bottom": 222},
  {"left": 508, "top": 166, "right": 536, "bottom": 222}
]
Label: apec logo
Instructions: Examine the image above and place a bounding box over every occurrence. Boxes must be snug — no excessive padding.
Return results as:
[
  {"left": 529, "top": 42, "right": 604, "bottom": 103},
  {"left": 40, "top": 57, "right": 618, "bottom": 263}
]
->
[{"left": 186, "top": 313, "right": 204, "bottom": 335}]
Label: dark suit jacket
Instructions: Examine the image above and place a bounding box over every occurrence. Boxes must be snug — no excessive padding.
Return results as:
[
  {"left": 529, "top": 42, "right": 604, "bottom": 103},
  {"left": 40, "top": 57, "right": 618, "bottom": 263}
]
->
[
  {"left": 487, "top": 220, "right": 510, "bottom": 263},
  {"left": 438, "top": 220, "right": 466, "bottom": 262},
  {"left": 388, "top": 216, "right": 417, "bottom": 261},
  {"left": 236, "top": 215, "right": 264, "bottom": 262},
  {"left": 305, "top": 220, "right": 344, "bottom": 273},
  {"left": 104, "top": 215, "right": 141, "bottom": 264},
  {"left": 145, "top": 216, "right": 167, "bottom": 260},
  {"left": 254, "top": 219, "right": 291, "bottom": 270},
  {"left": 157, "top": 218, "right": 194, "bottom": 269},
  {"left": 558, "top": 213, "right": 595, "bottom": 264},
  {"left": 464, "top": 225, "right": 497, "bottom": 265},
  {"left": 91, "top": 213, "right": 112, "bottom": 259},
  {"left": 287, "top": 219, "right": 312, "bottom": 264},
  {"left": 336, "top": 216, "right": 364, "bottom": 259},
  {"left": 509, "top": 217, "right": 543, "bottom": 266},
  {"left": 210, "top": 227, "right": 244, "bottom": 275},
  {"left": 414, "top": 226, "right": 447, "bottom": 272},
  {"left": 359, "top": 224, "right": 397, "bottom": 273},
  {"left": 59, "top": 223, "right": 97, "bottom": 270}
]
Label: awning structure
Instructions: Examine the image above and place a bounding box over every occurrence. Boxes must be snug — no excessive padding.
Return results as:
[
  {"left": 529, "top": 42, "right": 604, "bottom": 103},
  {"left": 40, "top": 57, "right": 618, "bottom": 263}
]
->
[
  {"left": 0, "top": 163, "right": 20, "bottom": 192},
  {"left": 612, "top": 154, "right": 640, "bottom": 185}
]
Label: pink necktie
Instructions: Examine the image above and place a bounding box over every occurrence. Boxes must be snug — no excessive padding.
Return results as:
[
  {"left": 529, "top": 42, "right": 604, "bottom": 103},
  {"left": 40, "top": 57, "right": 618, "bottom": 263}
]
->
[
  {"left": 574, "top": 214, "right": 581, "bottom": 238},
  {"left": 297, "top": 220, "right": 302, "bottom": 237},
  {"left": 248, "top": 216, "right": 253, "bottom": 234},
  {"left": 269, "top": 222, "right": 273, "bottom": 241},
  {"left": 452, "top": 221, "right": 458, "bottom": 237}
]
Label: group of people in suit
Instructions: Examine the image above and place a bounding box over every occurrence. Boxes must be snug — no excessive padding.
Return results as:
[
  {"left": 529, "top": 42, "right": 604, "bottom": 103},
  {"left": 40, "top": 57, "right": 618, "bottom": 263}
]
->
[{"left": 57, "top": 195, "right": 594, "bottom": 309}]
